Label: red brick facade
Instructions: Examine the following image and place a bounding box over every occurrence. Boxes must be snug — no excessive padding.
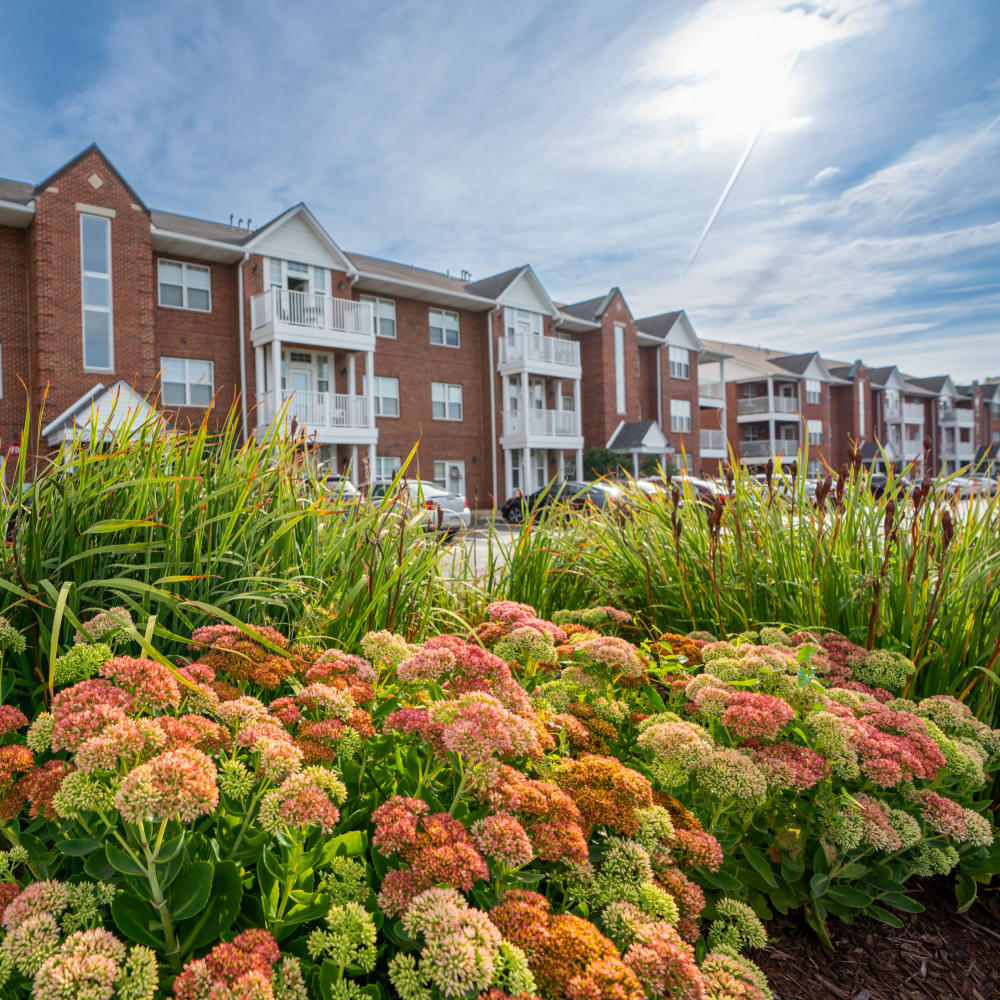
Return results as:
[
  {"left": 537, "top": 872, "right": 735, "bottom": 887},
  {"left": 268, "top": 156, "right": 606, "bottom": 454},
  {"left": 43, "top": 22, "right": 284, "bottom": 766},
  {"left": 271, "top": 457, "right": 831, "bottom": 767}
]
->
[{"left": 0, "top": 146, "right": 993, "bottom": 495}]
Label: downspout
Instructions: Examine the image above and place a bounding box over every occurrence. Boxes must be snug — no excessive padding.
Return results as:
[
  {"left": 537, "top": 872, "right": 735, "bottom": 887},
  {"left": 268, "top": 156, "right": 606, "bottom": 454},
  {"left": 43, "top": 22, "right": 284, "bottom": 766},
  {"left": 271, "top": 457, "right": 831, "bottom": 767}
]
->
[
  {"left": 487, "top": 306, "right": 499, "bottom": 505},
  {"left": 237, "top": 252, "right": 250, "bottom": 443}
]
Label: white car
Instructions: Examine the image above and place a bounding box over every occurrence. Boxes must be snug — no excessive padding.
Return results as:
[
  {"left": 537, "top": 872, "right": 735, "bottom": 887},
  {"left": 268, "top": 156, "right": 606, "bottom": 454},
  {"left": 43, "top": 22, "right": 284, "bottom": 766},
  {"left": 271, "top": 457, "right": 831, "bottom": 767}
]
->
[{"left": 367, "top": 479, "right": 471, "bottom": 533}]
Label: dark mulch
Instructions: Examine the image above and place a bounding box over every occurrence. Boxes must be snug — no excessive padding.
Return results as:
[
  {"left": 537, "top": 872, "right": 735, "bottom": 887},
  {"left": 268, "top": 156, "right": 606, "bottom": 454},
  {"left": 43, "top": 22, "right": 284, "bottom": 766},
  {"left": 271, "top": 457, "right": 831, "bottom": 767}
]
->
[{"left": 751, "top": 879, "right": 1000, "bottom": 999}]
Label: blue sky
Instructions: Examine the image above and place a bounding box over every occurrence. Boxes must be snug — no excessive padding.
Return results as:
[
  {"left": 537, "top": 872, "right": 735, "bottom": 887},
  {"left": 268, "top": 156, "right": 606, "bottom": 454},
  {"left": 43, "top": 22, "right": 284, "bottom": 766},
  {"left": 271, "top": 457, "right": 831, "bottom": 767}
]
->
[{"left": 1, "top": 0, "right": 998, "bottom": 380}]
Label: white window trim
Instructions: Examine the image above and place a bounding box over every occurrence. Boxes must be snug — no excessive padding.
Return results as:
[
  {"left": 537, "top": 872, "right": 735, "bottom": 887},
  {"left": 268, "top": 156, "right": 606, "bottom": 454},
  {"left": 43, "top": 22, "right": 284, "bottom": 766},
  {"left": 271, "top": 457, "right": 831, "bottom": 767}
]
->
[
  {"left": 160, "top": 357, "right": 215, "bottom": 407},
  {"left": 157, "top": 259, "right": 212, "bottom": 312},
  {"left": 614, "top": 323, "right": 626, "bottom": 414},
  {"left": 668, "top": 345, "right": 690, "bottom": 380},
  {"left": 361, "top": 294, "right": 397, "bottom": 338},
  {"left": 670, "top": 398, "right": 692, "bottom": 433},
  {"left": 433, "top": 459, "right": 466, "bottom": 496},
  {"left": 431, "top": 381, "right": 463, "bottom": 421},
  {"left": 80, "top": 213, "right": 114, "bottom": 373},
  {"left": 429, "top": 308, "right": 461, "bottom": 348},
  {"left": 376, "top": 456, "right": 402, "bottom": 480},
  {"left": 365, "top": 375, "right": 400, "bottom": 418}
]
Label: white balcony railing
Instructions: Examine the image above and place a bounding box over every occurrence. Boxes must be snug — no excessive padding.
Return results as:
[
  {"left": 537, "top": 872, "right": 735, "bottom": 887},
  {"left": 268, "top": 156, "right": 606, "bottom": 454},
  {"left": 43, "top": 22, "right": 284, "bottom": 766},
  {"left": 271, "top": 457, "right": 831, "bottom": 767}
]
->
[
  {"left": 737, "top": 395, "right": 799, "bottom": 415},
  {"left": 499, "top": 334, "right": 580, "bottom": 369},
  {"left": 700, "top": 429, "right": 726, "bottom": 451},
  {"left": 258, "top": 390, "right": 369, "bottom": 430},
  {"left": 251, "top": 288, "right": 373, "bottom": 337},
  {"left": 939, "top": 408, "right": 975, "bottom": 428},
  {"left": 504, "top": 409, "right": 579, "bottom": 438},
  {"left": 698, "top": 380, "right": 724, "bottom": 401},
  {"left": 903, "top": 403, "right": 924, "bottom": 424},
  {"left": 739, "top": 438, "right": 799, "bottom": 458}
]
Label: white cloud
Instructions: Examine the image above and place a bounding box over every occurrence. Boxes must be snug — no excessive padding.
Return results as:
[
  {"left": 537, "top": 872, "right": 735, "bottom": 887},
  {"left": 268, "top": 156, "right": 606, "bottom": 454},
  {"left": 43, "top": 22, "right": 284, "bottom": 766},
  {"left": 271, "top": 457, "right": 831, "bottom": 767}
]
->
[{"left": 810, "top": 166, "right": 842, "bottom": 185}]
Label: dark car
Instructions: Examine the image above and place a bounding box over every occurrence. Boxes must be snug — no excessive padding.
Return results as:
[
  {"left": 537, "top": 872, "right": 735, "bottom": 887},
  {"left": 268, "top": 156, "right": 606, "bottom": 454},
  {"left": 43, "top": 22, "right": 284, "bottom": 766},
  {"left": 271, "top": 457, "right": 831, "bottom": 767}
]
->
[{"left": 500, "top": 481, "right": 622, "bottom": 524}]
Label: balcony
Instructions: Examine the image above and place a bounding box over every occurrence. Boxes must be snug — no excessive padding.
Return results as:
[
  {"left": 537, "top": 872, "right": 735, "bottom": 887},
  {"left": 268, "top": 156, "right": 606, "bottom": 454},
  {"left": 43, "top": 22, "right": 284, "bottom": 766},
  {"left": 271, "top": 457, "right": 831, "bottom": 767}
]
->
[
  {"left": 498, "top": 334, "right": 581, "bottom": 378},
  {"left": 700, "top": 429, "right": 726, "bottom": 455},
  {"left": 903, "top": 402, "right": 924, "bottom": 424},
  {"left": 884, "top": 398, "right": 902, "bottom": 420},
  {"left": 502, "top": 407, "right": 583, "bottom": 448},
  {"left": 256, "top": 390, "right": 376, "bottom": 445},
  {"left": 250, "top": 289, "right": 375, "bottom": 353},
  {"left": 737, "top": 395, "right": 799, "bottom": 419},
  {"left": 902, "top": 438, "right": 923, "bottom": 462},
  {"left": 698, "top": 380, "right": 725, "bottom": 407},
  {"left": 938, "top": 408, "right": 975, "bottom": 428},
  {"left": 739, "top": 438, "right": 799, "bottom": 461}
]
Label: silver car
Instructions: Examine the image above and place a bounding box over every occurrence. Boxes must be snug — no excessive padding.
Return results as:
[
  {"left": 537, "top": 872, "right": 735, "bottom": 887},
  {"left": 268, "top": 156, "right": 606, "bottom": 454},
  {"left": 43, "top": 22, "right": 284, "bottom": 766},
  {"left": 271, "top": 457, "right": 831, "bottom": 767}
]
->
[{"left": 367, "top": 479, "right": 471, "bottom": 533}]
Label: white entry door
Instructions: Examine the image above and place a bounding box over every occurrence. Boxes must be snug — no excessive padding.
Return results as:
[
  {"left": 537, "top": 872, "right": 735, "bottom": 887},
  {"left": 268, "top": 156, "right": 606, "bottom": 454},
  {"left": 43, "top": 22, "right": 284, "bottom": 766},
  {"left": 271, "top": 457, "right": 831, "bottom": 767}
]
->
[{"left": 288, "top": 365, "right": 313, "bottom": 423}]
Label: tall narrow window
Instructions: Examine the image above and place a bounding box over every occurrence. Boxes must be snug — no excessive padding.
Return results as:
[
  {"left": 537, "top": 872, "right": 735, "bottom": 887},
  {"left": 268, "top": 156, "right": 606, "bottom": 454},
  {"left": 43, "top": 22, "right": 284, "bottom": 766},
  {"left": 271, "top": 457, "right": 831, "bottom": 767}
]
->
[
  {"left": 670, "top": 399, "right": 692, "bottom": 432},
  {"left": 805, "top": 379, "right": 822, "bottom": 405},
  {"left": 614, "top": 323, "right": 625, "bottom": 414},
  {"left": 81, "top": 214, "right": 113, "bottom": 370},
  {"left": 858, "top": 382, "right": 866, "bottom": 434},
  {"left": 668, "top": 346, "right": 690, "bottom": 379}
]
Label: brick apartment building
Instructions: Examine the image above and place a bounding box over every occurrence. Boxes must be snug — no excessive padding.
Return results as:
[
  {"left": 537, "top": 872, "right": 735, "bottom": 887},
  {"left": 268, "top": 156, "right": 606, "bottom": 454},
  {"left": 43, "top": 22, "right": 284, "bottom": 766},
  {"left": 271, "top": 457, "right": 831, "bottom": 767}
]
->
[{"left": 0, "top": 145, "right": 995, "bottom": 508}]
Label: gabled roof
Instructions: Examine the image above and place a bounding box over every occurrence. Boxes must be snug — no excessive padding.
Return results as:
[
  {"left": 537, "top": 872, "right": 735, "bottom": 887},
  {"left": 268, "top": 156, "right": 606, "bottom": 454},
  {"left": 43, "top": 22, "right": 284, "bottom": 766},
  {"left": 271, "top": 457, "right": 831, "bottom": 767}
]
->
[
  {"left": 770, "top": 352, "right": 827, "bottom": 378},
  {"left": 41, "top": 381, "right": 163, "bottom": 446},
  {"left": 346, "top": 252, "right": 472, "bottom": 294},
  {"left": 635, "top": 311, "right": 683, "bottom": 340},
  {"left": 242, "top": 202, "right": 355, "bottom": 274},
  {"left": 35, "top": 143, "right": 148, "bottom": 213},
  {"left": 464, "top": 266, "right": 528, "bottom": 300},
  {"left": 906, "top": 374, "right": 952, "bottom": 394},
  {"left": 606, "top": 420, "right": 670, "bottom": 452},
  {"left": 561, "top": 290, "right": 617, "bottom": 322},
  {"left": 900, "top": 377, "right": 938, "bottom": 398}
]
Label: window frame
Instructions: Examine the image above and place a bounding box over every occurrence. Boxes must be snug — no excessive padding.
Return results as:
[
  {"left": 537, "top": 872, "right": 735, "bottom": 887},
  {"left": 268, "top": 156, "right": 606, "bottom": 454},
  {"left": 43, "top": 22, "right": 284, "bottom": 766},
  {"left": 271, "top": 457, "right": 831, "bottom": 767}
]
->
[
  {"left": 431, "top": 381, "right": 463, "bottom": 421},
  {"left": 668, "top": 345, "right": 690, "bottom": 380},
  {"left": 80, "top": 213, "right": 114, "bottom": 373},
  {"left": 670, "top": 398, "right": 692, "bottom": 433},
  {"left": 160, "top": 356, "right": 215, "bottom": 407},
  {"left": 433, "top": 459, "right": 466, "bottom": 496},
  {"left": 429, "top": 308, "right": 460, "bottom": 348},
  {"left": 805, "top": 379, "right": 822, "bottom": 405},
  {"left": 376, "top": 456, "right": 402, "bottom": 481},
  {"left": 360, "top": 295, "right": 397, "bottom": 338},
  {"left": 157, "top": 258, "right": 212, "bottom": 312},
  {"left": 364, "top": 375, "right": 400, "bottom": 417},
  {"left": 807, "top": 419, "right": 824, "bottom": 445},
  {"left": 614, "top": 323, "right": 626, "bottom": 414}
]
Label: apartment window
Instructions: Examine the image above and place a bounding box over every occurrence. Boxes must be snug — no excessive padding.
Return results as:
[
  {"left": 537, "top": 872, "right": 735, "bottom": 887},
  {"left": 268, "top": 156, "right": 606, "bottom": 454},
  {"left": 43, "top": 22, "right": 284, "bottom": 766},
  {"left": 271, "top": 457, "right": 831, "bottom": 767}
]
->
[
  {"left": 434, "top": 460, "right": 466, "bottom": 496},
  {"left": 432, "top": 382, "right": 463, "bottom": 420},
  {"left": 668, "top": 346, "right": 690, "bottom": 379},
  {"left": 745, "top": 425, "right": 761, "bottom": 441},
  {"left": 670, "top": 399, "right": 692, "bottom": 433},
  {"left": 80, "top": 214, "right": 113, "bottom": 371},
  {"left": 429, "top": 309, "right": 460, "bottom": 347},
  {"left": 376, "top": 456, "right": 401, "bottom": 481},
  {"left": 561, "top": 394, "right": 575, "bottom": 412},
  {"left": 160, "top": 357, "right": 214, "bottom": 407},
  {"left": 313, "top": 267, "right": 326, "bottom": 294},
  {"left": 511, "top": 450, "right": 521, "bottom": 491},
  {"left": 315, "top": 354, "right": 330, "bottom": 394},
  {"left": 535, "top": 451, "right": 546, "bottom": 488},
  {"left": 505, "top": 308, "right": 543, "bottom": 339},
  {"left": 364, "top": 375, "right": 399, "bottom": 417},
  {"left": 614, "top": 323, "right": 626, "bottom": 414},
  {"left": 807, "top": 419, "right": 823, "bottom": 445},
  {"left": 992, "top": 402, "right": 1000, "bottom": 420},
  {"left": 361, "top": 295, "right": 396, "bottom": 338},
  {"left": 158, "top": 260, "right": 211, "bottom": 311},
  {"left": 805, "top": 379, "right": 822, "bottom": 405}
]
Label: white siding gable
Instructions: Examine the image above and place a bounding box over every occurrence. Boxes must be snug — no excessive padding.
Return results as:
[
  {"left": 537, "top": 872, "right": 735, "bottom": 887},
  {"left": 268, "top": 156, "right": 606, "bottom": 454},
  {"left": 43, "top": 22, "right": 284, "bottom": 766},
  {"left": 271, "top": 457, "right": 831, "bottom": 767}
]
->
[
  {"left": 253, "top": 213, "right": 348, "bottom": 271},
  {"left": 665, "top": 313, "right": 703, "bottom": 352},
  {"left": 497, "top": 270, "right": 555, "bottom": 315}
]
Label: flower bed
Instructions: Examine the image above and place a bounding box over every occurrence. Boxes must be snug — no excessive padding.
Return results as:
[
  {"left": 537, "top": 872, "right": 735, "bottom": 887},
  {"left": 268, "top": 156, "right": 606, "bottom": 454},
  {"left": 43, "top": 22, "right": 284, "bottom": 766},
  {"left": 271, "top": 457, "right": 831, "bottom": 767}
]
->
[{"left": 0, "top": 602, "right": 993, "bottom": 998}]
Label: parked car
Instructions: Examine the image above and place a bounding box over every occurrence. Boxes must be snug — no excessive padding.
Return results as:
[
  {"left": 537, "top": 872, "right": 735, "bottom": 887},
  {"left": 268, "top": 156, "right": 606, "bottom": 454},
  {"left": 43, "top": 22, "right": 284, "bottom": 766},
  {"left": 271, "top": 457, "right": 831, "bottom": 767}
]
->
[
  {"left": 318, "top": 473, "right": 360, "bottom": 501},
  {"left": 500, "top": 480, "right": 622, "bottom": 524},
  {"left": 365, "top": 479, "right": 471, "bottom": 533}
]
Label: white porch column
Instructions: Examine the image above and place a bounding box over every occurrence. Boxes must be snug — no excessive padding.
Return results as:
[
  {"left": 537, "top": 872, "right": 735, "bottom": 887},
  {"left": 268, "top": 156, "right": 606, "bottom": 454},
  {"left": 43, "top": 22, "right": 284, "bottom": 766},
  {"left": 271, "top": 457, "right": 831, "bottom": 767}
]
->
[
  {"left": 572, "top": 378, "right": 581, "bottom": 436},
  {"left": 253, "top": 346, "right": 265, "bottom": 432},
  {"left": 521, "top": 371, "right": 530, "bottom": 436},
  {"left": 272, "top": 339, "right": 283, "bottom": 422},
  {"left": 348, "top": 354, "right": 357, "bottom": 397},
  {"left": 558, "top": 452, "right": 566, "bottom": 482},
  {"left": 767, "top": 376, "right": 775, "bottom": 457},
  {"left": 365, "top": 352, "right": 375, "bottom": 432},
  {"left": 632, "top": 451, "right": 640, "bottom": 477},
  {"left": 525, "top": 446, "right": 533, "bottom": 493},
  {"left": 350, "top": 446, "right": 359, "bottom": 484},
  {"left": 367, "top": 444, "right": 376, "bottom": 483},
  {"left": 575, "top": 448, "right": 584, "bottom": 481},
  {"left": 720, "top": 358, "right": 728, "bottom": 453}
]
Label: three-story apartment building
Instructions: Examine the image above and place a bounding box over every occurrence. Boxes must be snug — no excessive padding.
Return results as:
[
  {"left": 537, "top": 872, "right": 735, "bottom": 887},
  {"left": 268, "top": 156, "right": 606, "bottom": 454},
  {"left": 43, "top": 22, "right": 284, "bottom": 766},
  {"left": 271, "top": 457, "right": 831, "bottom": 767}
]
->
[{"left": 0, "top": 144, "right": 994, "bottom": 499}]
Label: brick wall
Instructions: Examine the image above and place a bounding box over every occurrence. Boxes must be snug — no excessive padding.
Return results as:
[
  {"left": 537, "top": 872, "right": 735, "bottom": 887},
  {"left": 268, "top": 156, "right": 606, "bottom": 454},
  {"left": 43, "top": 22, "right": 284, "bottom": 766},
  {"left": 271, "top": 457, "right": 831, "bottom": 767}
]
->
[
  {"left": 659, "top": 344, "right": 701, "bottom": 470},
  {"left": 0, "top": 226, "right": 30, "bottom": 457}
]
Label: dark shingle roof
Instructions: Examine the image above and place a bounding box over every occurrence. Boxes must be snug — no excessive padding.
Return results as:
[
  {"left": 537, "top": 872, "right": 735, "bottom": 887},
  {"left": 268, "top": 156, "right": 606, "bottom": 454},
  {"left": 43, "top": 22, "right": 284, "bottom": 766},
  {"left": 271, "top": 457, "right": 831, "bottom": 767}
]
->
[
  {"left": 863, "top": 366, "right": 898, "bottom": 387},
  {"left": 346, "top": 252, "right": 478, "bottom": 294},
  {"left": 634, "top": 311, "right": 682, "bottom": 340},
  {"left": 149, "top": 209, "right": 251, "bottom": 244},
  {"left": 907, "top": 375, "right": 950, "bottom": 393},
  {"left": 770, "top": 352, "right": 818, "bottom": 376},
  {"left": 0, "top": 178, "right": 33, "bottom": 204},
  {"left": 562, "top": 290, "right": 616, "bottom": 321},
  {"left": 608, "top": 420, "right": 658, "bottom": 450},
  {"left": 463, "top": 266, "right": 527, "bottom": 299}
]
